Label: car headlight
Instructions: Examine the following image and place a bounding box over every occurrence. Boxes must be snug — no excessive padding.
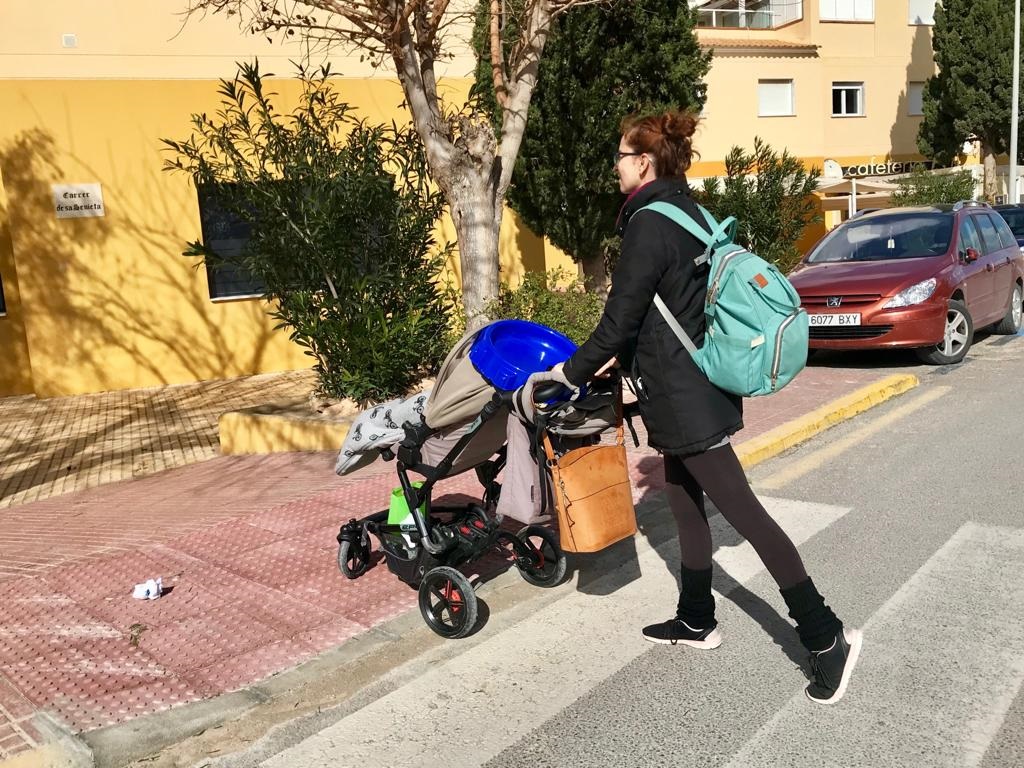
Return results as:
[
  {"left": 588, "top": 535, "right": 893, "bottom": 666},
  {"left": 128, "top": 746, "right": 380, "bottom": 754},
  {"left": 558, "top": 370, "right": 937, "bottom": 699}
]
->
[{"left": 883, "top": 278, "right": 937, "bottom": 309}]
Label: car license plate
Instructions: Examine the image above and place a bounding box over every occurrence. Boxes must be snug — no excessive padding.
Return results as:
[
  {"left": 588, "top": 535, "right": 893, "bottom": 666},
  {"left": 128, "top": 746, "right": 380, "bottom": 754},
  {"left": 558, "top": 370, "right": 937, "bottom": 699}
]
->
[{"left": 809, "top": 313, "right": 861, "bottom": 326}]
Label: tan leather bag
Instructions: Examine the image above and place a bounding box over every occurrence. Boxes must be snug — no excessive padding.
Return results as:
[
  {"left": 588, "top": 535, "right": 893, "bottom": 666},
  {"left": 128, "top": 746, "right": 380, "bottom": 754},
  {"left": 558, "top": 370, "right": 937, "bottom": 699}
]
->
[{"left": 542, "top": 420, "right": 637, "bottom": 554}]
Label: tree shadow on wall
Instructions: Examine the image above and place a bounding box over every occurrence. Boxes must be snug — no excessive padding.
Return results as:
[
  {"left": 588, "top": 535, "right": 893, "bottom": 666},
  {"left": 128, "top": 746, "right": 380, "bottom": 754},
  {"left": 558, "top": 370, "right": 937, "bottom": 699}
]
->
[{"left": 0, "top": 128, "right": 302, "bottom": 504}]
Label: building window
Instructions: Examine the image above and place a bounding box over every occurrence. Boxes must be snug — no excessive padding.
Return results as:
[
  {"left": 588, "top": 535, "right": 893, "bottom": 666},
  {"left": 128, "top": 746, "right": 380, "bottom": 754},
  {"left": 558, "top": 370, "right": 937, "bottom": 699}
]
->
[
  {"left": 0, "top": 272, "right": 6, "bottom": 315},
  {"left": 820, "top": 0, "right": 874, "bottom": 22},
  {"left": 758, "top": 79, "right": 795, "bottom": 117},
  {"left": 196, "top": 186, "right": 265, "bottom": 301},
  {"left": 832, "top": 82, "right": 865, "bottom": 117},
  {"left": 908, "top": 82, "right": 925, "bottom": 116},
  {"left": 909, "top": 0, "right": 936, "bottom": 25}
]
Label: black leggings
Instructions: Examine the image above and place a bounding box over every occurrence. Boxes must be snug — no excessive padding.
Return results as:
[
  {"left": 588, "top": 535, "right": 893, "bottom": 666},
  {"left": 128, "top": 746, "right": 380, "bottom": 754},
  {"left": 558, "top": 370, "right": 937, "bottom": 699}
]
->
[{"left": 664, "top": 442, "right": 808, "bottom": 590}]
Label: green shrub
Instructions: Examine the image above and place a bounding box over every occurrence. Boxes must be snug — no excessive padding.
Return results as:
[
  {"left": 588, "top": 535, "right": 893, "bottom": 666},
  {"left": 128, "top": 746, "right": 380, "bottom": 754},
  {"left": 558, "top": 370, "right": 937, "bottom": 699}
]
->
[
  {"left": 696, "top": 138, "right": 821, "bottom": 274},
  {"left": 890, "top": 168, "right": 977, "bottom": 206},
  {"left": 163, "top": 62, "right": 453, "bottom": 404},
  {"left": 485, "top": 268, "right": 604, "bottom": 345}
]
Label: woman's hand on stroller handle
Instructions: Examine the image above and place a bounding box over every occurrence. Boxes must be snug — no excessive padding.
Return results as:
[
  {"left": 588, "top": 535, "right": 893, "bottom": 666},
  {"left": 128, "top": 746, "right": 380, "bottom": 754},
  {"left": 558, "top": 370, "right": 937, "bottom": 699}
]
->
[
  {"left": 525, "top": 362, "right": 578, "bottom": 401},
  {"left": 532, "top": 381, "right": 567, "bottom": 403}
]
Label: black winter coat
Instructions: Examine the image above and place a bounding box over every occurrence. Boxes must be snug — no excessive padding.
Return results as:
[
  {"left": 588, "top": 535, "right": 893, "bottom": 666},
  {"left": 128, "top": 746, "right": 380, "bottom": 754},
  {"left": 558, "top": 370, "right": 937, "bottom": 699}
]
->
[{"left": 562, "top": 178, "right": 743, "bottom": 455}]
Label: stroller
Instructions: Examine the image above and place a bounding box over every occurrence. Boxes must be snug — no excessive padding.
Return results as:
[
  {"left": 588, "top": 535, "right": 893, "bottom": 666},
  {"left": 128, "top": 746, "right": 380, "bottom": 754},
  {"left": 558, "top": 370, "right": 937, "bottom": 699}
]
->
[{"left": 335, "top": 321, "right": 623, "bottom": 639}]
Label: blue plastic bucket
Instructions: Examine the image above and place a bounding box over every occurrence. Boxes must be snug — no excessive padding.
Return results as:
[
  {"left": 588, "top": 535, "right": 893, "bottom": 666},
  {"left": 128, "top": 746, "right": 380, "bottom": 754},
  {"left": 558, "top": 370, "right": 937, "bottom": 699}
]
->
[{"left": 468, "top": 320, "right": 577, "bottom": 392}]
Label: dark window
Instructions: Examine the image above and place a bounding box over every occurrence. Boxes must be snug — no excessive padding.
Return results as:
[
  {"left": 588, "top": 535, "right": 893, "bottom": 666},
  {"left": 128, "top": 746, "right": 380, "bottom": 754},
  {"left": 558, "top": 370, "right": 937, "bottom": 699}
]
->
[
  {"left": 958, "top": 216, "right": 983, "bottom": 258},
  {"left": 0, "top": 272, "right": 6, "bottom": 314},
  {"left": 972, "top": 213, "right": 1003, "bottom": 254},
  {"left": 989, "top": 213, "right": 1019, "bottom": 249},
  {"left": 196, "top": 186, "right": 265, "bottom": 300},
  {"left": 996, "top": 208, "right": 1024, "bottom": 237},
  {"left": 832, "top": 82, "right": 864, "bottom": 117}
]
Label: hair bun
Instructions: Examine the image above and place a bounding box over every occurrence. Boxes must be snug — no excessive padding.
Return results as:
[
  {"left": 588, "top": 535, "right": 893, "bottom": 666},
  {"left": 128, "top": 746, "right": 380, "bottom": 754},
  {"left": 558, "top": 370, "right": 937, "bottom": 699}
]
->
[{"left": 662, "top": 110, "right": 698, "bottom": 141}]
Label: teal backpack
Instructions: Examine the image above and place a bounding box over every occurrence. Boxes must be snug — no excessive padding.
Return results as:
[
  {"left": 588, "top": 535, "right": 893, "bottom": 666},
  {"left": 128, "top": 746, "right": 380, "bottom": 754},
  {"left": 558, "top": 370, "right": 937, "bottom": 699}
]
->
[{"left": 641, "top": 201, "right": 808, "bottom": 397}]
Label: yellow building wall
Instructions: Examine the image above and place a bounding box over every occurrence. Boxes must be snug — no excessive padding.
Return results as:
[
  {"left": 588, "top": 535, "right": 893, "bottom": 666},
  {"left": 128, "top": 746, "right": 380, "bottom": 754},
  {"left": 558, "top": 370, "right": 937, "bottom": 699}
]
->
[
  {"left": 0, "top": 1, "right": 942, "bottom": 398},
  {"left": 0, "top": 74, "right": 563, "bottom": 399},
  {"left": 696, "top": 3, "right": 935, "bottom": 171},
  {"left": 0, "top": 2, "right": 574, "bottom": 398}
]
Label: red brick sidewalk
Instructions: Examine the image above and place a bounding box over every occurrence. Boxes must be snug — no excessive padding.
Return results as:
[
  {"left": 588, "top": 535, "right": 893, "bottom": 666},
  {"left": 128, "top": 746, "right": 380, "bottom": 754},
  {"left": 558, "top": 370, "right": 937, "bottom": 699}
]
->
[{"left": 0, "top": 366, "right": 887, "bottom": 760}]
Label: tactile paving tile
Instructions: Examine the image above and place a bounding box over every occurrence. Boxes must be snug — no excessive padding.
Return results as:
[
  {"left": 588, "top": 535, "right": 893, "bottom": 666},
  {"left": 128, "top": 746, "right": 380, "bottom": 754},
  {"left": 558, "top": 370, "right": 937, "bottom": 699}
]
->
[
  {"left": 240, "top": 496, "right": 350, "bottom": 537},
  {"left": 81, "top": 578, "right": 231, "bottom": 634},
  {"left": 40, "top": 545, "right": 203, "bottom": 604},
  {"left": 288, "top": 558, "right": 418, "bottom": 629},
  {"left": 297, "top": 620, "right": 371, "bottom": 655},
  {"left": 216, "top": 534, "right": 338, "bottom": 591},
  {"left": 0, "top": 642, "right": 184, "bottom": 731},
  {"left": 53, "top": 677, "right": 202, "bottom": 731},
  {"left": 0, "top": 591, "right": 122, "bottom": 667},
  {"left": 182, "top": 637, "right": 321, "bottom": 694},
  {"left": 135, "top": 607, "right": 282, "bottom": 681},
  {"left": 171, "top": 523, "right": 285, "bottom": 564},
  {"left": 228, "top": 584, "right": 344, "bottom": 635}
]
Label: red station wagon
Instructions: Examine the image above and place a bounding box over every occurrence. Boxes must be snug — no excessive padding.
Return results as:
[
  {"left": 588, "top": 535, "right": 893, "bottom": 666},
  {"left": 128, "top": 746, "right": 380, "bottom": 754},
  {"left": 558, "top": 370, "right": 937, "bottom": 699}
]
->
[{"left": 789, "top": 202, "right": 1024, "bottom": 364}]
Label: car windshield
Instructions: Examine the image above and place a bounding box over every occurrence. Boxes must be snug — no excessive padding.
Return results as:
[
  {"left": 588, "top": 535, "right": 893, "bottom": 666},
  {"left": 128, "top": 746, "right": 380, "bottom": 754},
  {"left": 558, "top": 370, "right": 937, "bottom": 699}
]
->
[
  {"left": 806, "top": 213, "right": 954, "bottom": 263},
  {"left": 997, "top": 208, "right": 1024, "bottom": 236}
]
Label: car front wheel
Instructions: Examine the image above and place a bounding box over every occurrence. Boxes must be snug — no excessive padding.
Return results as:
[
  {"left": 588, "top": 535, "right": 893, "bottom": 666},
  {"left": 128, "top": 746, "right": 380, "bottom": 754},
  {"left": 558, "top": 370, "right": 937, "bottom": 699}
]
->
[
  {"left": 916, "top": 299, "right": 973, "bottom": 365},
  {"left": 993, "top": 282, "right": 1023, "bottom": 334}
]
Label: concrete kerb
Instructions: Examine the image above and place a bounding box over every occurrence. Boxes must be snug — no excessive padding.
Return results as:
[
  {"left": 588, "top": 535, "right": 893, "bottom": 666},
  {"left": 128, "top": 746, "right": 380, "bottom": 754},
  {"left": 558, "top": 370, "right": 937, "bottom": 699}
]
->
[{"left": 5, "top": 372, "right": 920, "bottom": 768}]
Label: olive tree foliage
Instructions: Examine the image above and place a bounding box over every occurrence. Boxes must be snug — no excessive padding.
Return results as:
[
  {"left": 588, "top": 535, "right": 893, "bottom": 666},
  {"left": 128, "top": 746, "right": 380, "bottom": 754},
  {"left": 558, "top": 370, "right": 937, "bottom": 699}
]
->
[
  {"left": 697, "top": 138, "right": 821, "bottom": 273},
  {"left": 182, "top": 0, "right": 604, "bottom": 329},
  {"left": 163, "top": 62, "right": 453, "bottom": 403},
  {"left": 890, "top": 168, "right": 978, "bottom": 206}
]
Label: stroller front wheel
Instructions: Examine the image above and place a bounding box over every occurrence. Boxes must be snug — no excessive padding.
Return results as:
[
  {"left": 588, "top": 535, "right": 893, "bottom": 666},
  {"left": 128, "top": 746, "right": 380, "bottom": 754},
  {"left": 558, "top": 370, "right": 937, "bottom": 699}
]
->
[
  {"left": 418, "top": 566, "right": 478, "bottom": 639},
  {"left": 514, "top": 525, "right": 567, "bottom": 588},
  {"left": 337, "top": 539, "right": 371, "bottom": 579}
]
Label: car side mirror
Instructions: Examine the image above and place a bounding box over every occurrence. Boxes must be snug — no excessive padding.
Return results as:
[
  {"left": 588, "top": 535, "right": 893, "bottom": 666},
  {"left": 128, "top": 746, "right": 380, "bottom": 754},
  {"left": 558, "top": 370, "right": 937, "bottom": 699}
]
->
[{"left": 964, "top": 247, "right": 981, "bottom": 263}]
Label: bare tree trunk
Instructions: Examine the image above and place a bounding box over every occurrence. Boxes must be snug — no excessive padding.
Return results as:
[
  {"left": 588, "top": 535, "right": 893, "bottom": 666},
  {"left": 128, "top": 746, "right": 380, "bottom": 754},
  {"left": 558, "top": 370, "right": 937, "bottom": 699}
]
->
[
  {"left": 983, "top": 143, "right": 998, "bottom": 201},
  {"left": 451, "top": 189, "right": 501, "bottom": 332},
  {"left": 580, "top": 252, "right": 610, "bottom": 297}
]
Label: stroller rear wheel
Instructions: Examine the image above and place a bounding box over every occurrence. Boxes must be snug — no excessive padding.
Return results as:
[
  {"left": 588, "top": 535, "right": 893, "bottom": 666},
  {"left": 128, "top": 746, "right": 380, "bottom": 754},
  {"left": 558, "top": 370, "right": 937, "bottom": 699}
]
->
[
  {"left": 337, "top": 539, "right": 371, "bottom": 579},
  {"left": 418, "top": 566, "right": 478, "bottom": 639},
  {"left": 514, "top": 525, "right": 567, "bottom": 587}
]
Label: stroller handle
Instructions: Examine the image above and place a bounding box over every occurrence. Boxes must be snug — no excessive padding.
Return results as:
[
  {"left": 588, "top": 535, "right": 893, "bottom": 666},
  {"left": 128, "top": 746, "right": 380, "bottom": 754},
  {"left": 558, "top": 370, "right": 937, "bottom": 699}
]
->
[{"left": 533, "top": 381, "right": 569, "bottom": 404}]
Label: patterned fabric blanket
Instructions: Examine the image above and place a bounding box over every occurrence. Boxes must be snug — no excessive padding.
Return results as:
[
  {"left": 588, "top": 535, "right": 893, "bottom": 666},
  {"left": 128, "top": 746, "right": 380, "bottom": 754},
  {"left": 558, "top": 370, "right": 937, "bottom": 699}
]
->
[{"left": 334, "top": 392, "right": 430, "bottom": 475}]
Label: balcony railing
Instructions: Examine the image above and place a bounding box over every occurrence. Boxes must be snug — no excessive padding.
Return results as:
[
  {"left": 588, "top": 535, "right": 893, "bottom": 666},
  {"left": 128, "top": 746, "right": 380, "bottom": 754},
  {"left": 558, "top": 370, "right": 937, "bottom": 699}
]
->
[{"left": 694, "top": 2, "right": 802, "bottom": 30}]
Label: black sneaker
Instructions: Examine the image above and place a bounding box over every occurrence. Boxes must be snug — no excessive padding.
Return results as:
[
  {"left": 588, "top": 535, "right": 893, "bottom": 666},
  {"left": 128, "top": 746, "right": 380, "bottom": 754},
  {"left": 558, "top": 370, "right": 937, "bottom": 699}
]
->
[
  {"left": 805, "top": 628, "right": 863, "bottom": 704},
  {"left": 642, "top": 618, "right": 722, "bottom": 648}
]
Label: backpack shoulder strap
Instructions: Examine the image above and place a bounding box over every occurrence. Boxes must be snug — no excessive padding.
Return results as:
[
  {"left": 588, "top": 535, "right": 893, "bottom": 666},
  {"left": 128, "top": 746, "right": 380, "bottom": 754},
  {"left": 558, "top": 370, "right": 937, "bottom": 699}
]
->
[
  {"left": 653, "top": 294, "right": 699, "bottom": 356},
  {"left": 641, "top": 201, "right": 737, "bottom": 266}
]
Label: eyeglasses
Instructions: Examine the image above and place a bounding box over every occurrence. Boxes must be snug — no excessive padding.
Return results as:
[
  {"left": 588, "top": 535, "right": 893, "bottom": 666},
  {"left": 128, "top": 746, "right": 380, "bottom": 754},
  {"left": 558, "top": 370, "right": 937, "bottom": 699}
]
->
[{"left": 613, "top": 150, "right": 644, "bottom": 164}]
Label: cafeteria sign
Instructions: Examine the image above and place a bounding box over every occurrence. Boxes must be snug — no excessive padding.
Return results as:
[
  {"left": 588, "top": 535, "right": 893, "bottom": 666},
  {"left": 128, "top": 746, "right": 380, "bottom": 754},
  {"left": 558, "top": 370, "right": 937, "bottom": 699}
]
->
[
  {"left": 52, "top": 183, "right": 105, "bottom": 219},
  {"left": 841, "top": 160, "right": 936, "bottom": 178}
]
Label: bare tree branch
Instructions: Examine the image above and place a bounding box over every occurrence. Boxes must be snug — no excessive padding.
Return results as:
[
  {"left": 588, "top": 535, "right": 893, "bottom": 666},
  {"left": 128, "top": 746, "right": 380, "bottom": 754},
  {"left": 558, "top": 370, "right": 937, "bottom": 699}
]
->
[
  {"left": 180, "top": 0, "right": 602, "bottom": 327},
  {"left": 489, "top": 0, "right": 509, "bottom": 109}
]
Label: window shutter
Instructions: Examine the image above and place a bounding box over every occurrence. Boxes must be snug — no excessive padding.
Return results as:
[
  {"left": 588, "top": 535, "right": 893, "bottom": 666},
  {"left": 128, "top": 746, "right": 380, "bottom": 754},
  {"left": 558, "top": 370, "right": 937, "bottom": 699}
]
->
[
  {"left": 909, "top": 0, "right": 936, "bottom": 25},
  {"left": 854, "top": 0, "right": 873, "bottom": 20},
  {"left": 908, "top": 82, "right": 925, "bottom": 116},
  {"left": 758, "top": 80, "right": 794, "bottom": 116}
]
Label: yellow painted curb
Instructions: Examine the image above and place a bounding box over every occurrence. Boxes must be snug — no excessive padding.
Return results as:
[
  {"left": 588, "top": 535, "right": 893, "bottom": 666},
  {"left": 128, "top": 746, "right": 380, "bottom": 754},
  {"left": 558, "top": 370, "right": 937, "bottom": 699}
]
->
[
  {"left": 219, "top": 410, "right": 351, "bottom": 455},
  {"left": 736, "top": 373, "right": 920, "bottom": 470}
]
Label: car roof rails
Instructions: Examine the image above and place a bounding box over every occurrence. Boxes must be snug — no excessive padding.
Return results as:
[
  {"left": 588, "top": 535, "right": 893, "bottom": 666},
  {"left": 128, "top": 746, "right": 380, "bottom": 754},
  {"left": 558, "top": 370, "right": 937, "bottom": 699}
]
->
[{"left": 952, "top": 200, "right": 991, "bottom": 211}]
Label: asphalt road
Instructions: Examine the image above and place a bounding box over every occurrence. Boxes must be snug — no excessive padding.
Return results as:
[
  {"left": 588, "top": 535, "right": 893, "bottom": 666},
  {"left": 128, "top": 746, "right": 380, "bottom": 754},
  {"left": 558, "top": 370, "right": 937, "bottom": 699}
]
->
[{"left": 201, "top": 332, "right": 1024, "bottom": 768}]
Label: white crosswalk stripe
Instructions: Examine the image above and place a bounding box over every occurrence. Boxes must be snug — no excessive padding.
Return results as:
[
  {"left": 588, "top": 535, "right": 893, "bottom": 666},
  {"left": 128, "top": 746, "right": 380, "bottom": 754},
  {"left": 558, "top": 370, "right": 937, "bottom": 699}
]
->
[
  {"left": 260, "top": 497, "right": 850, "bottom": 768},
  {"left": 725, "top": 523, "right": 1024, "bottom": 768}
]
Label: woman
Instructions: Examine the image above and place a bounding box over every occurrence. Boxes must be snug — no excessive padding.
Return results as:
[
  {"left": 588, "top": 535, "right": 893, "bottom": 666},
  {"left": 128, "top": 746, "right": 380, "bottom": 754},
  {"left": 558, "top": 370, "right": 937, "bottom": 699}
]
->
[{"left": 527, "top": 110, "right": 861, "bottom": 705}]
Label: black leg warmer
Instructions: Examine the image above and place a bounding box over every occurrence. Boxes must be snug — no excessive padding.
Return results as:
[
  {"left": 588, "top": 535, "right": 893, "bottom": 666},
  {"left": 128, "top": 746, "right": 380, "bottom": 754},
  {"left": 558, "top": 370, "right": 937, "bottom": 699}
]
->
[
  {"left": 780, "top": 577, "right": 843, "bottom": 652},
  {"left": 677, "top": 565, "right": 717, "bottom": 629}
]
